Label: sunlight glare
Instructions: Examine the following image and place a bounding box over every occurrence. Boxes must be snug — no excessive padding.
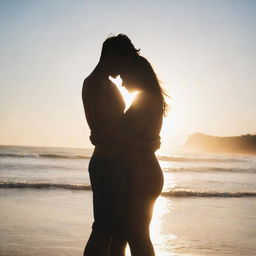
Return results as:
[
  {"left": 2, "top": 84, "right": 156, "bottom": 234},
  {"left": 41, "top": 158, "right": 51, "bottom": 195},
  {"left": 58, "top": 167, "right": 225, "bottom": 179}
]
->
[
  {"left": 109, "top": 75, "right": 138, "bottom": 111},
  {"left": 124, "top": 196, "right": 174, "bottom": 256}
]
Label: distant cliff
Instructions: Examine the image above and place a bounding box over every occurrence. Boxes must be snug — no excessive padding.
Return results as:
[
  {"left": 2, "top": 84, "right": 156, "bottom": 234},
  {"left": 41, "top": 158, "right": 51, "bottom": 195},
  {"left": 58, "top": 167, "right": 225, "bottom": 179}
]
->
[{"left": 185, "top": 133, "right": 256, "bottom": 154}]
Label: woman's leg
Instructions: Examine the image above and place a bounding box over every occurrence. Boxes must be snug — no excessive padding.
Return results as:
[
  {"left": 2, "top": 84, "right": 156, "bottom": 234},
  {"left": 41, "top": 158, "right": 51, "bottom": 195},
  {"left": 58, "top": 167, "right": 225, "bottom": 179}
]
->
[
  {"left": 84, "top": 229, "right": 112, "bottom": 256},
  {"left": 126, "top": 196, "right": 157, "bottom": 256},
  {"left": 125, "top": 161, "right": 163, "bottom": 256}
]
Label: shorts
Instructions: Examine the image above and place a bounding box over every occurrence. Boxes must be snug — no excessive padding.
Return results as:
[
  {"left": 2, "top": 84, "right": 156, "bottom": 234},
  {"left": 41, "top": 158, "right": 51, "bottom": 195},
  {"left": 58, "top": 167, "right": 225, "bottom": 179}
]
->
[{"left": 88, "top": 156, "right": 128, "bottom": 231}]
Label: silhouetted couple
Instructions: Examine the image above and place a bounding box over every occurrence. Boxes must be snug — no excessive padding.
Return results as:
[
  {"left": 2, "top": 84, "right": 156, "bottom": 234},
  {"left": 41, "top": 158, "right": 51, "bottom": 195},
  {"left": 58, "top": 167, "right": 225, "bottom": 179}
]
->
[{"left": 82, "top": 34, "right": 167, "bottom": 256}]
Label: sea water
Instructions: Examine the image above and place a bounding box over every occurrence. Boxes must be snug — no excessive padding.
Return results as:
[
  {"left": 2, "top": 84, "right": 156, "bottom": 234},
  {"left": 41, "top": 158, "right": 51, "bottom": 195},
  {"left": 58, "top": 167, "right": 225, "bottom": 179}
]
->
[{"left": 0, "top": 145, "right": 256, "bottom": 255}]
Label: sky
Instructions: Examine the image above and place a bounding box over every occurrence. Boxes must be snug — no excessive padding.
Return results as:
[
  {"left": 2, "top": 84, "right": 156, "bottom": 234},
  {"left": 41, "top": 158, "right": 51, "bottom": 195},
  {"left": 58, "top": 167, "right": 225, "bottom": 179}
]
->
[{"left": 0, "top": 0, "right": 255, "bottom": 153}]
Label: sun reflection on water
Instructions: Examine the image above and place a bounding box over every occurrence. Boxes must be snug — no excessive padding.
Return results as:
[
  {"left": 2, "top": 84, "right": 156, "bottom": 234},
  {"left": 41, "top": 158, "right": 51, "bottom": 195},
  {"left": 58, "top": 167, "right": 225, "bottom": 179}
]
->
[
  {"left": 151, "top": 196, "right": 177, "bottom": 255},
  {"left": 125, "top": 196, "right": 176, "bottom": 256}
]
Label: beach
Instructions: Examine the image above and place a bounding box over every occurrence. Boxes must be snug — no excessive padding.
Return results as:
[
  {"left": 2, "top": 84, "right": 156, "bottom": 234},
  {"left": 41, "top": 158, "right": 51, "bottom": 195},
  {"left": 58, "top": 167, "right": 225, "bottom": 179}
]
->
[{"left": 0, "top": 145, "right": 256, "bottom": 255}]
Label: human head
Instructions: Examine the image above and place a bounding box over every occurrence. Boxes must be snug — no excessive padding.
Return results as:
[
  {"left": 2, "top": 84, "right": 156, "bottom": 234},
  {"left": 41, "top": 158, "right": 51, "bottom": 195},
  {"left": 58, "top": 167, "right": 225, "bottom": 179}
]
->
[
  {"left": 120, "top": 55, "right": 168, "bottom": 115},
  {"left": 99, "top": 34, "right": 140, "bottom": 77}
]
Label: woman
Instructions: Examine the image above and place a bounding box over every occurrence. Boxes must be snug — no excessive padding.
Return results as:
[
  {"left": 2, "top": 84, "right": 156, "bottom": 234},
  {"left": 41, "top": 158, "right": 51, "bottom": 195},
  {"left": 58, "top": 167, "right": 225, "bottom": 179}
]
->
[
  {"left": 82, "top": 34, "right": 160, "bottom": 256},
  {"left": 119, "top": 55, "right": 167, "bottom": 256},
  {"left": 91, "top": 55, "right": 167, "bottom": 255}
]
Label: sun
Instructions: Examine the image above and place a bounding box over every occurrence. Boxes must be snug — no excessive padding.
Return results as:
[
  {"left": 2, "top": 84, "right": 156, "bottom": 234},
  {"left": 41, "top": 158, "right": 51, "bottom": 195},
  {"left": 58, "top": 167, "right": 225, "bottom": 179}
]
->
[{"left": 109, "top": 75, "right": 138, "bottom": 111}]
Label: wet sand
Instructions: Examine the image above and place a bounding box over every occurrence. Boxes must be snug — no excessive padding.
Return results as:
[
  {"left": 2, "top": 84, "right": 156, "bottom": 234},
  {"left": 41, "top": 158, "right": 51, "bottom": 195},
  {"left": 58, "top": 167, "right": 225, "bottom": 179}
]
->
[{"left": 1, "top": 189, "right": 256, "bottom": 256}]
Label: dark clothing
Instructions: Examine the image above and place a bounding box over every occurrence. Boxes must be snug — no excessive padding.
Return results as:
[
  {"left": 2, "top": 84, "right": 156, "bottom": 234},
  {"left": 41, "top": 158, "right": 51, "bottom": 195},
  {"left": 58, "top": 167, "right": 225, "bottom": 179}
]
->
[{"left": 88, "top": 156, "right": 128, "bottom": 231}]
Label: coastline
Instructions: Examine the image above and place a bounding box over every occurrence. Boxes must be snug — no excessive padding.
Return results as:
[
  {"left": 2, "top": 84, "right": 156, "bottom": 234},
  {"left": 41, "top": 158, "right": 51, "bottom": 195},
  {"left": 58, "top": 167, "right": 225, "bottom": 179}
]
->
[{"left": 185, "top": 133, "right": 256, "bottom": 155}]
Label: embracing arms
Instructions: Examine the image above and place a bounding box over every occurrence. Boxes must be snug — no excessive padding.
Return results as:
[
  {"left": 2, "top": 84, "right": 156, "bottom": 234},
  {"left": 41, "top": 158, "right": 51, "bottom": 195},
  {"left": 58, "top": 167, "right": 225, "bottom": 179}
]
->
[{"left": 90, "top": 93, "right": 161, "bottom": 151}]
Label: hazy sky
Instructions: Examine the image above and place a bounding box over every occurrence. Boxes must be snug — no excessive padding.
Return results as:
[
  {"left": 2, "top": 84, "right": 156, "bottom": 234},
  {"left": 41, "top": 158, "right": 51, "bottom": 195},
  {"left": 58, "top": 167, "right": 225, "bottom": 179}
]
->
[{"left": 1, "top": 0, "right": 255, "bottom": 153}]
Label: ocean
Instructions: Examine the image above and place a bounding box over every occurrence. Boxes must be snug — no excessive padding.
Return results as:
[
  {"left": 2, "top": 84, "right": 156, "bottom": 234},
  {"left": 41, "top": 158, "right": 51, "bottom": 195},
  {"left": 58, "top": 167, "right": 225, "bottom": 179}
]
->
[{"left": 0, "top": 145, "right": 255, "bottom": 256}]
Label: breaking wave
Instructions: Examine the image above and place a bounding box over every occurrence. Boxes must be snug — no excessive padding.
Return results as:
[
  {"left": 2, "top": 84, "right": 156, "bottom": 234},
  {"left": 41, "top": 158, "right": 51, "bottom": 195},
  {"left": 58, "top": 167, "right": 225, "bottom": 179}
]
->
[
  {"left": 0, "top": 152, "right": 91, "bottom": 159},
  {"left": 158, "top": 155, "right": 248, "bottom": 163},
  {"left": 161, "top": 190, "right": 256, "bottom": 197},
  {"left": 163, "top": 167, "right": 256, "bottom": 174},
  {"left": 1, "top": 182, "right": 255, "bottom": 197},
  {"left": 1, "top": 152, "right": 250, "bottom": 163},
  {"left": 0, "top": 182, "right": 91, "bottom": 190}
]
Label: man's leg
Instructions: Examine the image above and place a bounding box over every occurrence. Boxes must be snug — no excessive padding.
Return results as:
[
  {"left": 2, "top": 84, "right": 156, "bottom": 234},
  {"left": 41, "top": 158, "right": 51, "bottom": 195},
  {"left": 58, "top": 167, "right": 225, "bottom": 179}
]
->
[{"left": 84, "top": 229, "right": 112, "bottom": 256}]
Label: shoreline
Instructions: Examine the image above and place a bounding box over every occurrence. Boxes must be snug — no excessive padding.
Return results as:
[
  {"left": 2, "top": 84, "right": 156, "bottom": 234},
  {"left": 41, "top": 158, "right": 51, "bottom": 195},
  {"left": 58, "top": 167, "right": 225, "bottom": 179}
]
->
[{"left": 1, "top": 189, "right": 256, "bottom": 256}]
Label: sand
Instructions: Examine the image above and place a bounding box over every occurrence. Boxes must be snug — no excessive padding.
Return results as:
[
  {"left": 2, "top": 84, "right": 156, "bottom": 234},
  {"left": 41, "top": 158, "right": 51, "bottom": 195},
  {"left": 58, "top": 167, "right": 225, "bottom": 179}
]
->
[{"left": 1, "top": 189, "right": 256, "bottom": 256}]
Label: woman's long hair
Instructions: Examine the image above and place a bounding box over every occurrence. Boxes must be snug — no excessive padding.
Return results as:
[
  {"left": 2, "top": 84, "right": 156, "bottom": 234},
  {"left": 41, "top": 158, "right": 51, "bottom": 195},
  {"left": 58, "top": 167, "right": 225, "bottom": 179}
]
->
[{"left": 126, "top": 55, "right": 168, "bottom": 115}]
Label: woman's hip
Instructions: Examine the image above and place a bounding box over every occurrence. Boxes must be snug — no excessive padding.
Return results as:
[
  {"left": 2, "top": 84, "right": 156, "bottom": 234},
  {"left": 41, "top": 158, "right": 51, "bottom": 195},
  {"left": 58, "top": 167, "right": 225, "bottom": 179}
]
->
[{"left": 127, "top": 162, "right": 163, "bottom": 198}]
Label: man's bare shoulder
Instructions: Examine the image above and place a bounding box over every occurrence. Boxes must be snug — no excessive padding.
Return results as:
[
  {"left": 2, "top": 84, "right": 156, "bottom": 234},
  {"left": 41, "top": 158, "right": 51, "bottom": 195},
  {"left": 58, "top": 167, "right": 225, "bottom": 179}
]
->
[
  {"left": 82, "top": 73, "right": 101, "bottom": 99},
  {"left": 83, "top": 74, "right": 98, "bottom": 91}
]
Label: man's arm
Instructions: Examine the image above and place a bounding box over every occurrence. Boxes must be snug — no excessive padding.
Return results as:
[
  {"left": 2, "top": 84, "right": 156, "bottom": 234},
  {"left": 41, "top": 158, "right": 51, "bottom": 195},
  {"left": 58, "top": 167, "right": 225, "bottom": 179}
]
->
[{"left": 82, "top": 78, "right": 114, "bottom": 137}]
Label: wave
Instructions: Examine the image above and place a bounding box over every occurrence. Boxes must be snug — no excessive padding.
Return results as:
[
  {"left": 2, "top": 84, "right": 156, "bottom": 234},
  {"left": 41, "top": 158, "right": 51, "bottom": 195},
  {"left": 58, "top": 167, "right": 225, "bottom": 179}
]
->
[
  {"left": 0, "top": 182, "right": 91, "bottom": 190},
  {"left": 163, "top": 167, "right": 256, "bottom": 174},
  {"left": 0, "top": 163, "right": 82, "bottom": 171},
  {"left": 161, "top": 190, "right": 256, "bottom": 197},
  {"left": 158, "top": 155, "right": 248, "bottom": 163},
  {"left": 1, "top": 182, "right": 255, "bottom": 197},
  {"left": 0, "top": 152, "right": 91, "bottom": 160},
  {"left": 0, "top": 152, "right": 249, "bottom": 163}
]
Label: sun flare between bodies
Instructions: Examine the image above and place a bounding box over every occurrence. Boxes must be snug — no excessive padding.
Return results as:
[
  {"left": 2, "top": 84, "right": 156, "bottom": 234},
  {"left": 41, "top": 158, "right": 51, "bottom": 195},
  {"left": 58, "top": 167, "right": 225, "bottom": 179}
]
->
[
  {"left": 110, "top": 75, "right": 174, "bottom": 152},
  {"left": 109, "top": 75, "right": 138, "bottom": 111}
]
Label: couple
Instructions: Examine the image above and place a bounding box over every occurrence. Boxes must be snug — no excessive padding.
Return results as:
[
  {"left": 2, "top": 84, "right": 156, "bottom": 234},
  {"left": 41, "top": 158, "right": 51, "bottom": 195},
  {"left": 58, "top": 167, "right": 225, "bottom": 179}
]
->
[{"left": 82, "top": 34, "right": 167, "bottom": 256}]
